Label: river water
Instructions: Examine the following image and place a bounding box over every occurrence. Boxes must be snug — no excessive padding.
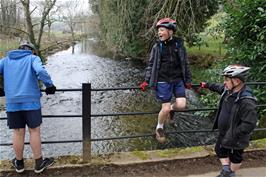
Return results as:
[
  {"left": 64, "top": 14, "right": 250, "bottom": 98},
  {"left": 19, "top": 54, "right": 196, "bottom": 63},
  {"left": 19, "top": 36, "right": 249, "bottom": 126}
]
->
[{"left": 0, "top": 39, "right": 216, "bottom": 160}]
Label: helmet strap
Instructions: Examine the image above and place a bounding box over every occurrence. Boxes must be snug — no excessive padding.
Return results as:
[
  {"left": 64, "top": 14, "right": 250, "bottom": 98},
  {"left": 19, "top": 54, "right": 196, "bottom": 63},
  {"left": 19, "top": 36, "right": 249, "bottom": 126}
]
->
[
  {"left": 168, "top": 30, "right": 173, "bottom": 37},
  {"left": 231, "top": 79, "right": 237, "bottom": 92},
  {"left": 230, "top": 78, "right": 243, "bottom": 93},
  {"left": 164, "top": 33, "right": 173, "bottom": 42}
]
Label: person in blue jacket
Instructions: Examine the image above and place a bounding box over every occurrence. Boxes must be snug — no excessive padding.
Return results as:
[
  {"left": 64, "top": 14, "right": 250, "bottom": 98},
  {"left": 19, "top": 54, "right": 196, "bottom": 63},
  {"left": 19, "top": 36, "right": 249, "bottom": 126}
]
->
[
  {"left": 0, "top": 42, "right": 56, "bottom": 174},
  {"left": 200, "top": 65, "right": 257, "bottom": 177}
]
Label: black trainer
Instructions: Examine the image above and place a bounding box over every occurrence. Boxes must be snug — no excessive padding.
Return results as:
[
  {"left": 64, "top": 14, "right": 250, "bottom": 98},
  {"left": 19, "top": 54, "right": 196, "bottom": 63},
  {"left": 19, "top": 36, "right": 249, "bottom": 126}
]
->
[
  {"left": 156, "top": 128, "right": 166, "bottom": 143},
  {"left": 34, "top": 157, "right": 55, "bottom": 173},
  {"left": 216, "top": 170, "right": 236, "bottom": 177},
  {"left": 12, "top": 158, "right": 24, "bottom": 173},
  {"left": 169, "top": 110, "right": 175, "bottom": 120},
  {"left": 168, "top": 110, "right": 178, "bottom": 128}
]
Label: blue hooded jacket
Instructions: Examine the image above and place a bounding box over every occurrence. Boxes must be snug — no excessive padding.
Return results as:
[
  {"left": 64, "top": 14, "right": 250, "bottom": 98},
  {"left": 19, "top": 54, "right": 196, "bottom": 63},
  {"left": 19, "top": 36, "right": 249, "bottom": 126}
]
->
[{"left": 0, "top": 50, "right": 53, "bottom": 105}]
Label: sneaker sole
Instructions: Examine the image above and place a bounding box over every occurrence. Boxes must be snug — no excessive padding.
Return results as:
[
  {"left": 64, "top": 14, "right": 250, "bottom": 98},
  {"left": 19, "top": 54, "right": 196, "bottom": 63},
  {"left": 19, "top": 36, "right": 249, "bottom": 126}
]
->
[
  {"left": 12, "top": 163, "right": 24, "bottom": 173},
  {"left": 34, "top": 161, "right": 55, "bottom": 174},
  {"left": 15, "top": 168, "right": 25, "bottom": 173}
]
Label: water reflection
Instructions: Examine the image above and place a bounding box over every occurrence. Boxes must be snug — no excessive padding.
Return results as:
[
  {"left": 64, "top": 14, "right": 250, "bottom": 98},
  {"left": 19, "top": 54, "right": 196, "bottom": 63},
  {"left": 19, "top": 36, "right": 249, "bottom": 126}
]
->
[{"left": 0, "top": 39, "right": 216, "bottom": 159}]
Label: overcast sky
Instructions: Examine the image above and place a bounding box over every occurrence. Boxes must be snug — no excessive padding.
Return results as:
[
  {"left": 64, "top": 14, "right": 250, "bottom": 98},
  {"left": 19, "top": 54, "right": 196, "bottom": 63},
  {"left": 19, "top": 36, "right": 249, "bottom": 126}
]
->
[{"left": 30, "top": 0, "right": 91, "bottom": 17}]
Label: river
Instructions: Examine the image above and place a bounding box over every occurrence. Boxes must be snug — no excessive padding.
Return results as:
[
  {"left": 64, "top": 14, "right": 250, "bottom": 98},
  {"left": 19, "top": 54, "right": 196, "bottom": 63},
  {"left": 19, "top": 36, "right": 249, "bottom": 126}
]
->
[{"left": 0, "top": 39, "right": 216, "bottom": 160}]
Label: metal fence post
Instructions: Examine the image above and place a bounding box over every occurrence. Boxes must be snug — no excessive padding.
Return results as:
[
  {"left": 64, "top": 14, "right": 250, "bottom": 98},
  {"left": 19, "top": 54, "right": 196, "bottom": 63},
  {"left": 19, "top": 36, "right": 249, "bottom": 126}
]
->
[{"left": 82, "top": 83, "right": 91, "bottom": 162}]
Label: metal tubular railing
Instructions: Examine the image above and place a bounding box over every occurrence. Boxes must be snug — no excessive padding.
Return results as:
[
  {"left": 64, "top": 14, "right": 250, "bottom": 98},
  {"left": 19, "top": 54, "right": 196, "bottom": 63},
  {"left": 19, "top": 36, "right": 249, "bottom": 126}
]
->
[
  {"left": 1, "top": 104, "right": 265, "bottom": 120},
  {"left": 82, "top": 83, "right": 91, "bottom": 162},
  {"left": 0, "top": 82, "right": 266, "bottom": 162},
  {"left": 1, "top": 128, "right": 266, "bottom": 146}
]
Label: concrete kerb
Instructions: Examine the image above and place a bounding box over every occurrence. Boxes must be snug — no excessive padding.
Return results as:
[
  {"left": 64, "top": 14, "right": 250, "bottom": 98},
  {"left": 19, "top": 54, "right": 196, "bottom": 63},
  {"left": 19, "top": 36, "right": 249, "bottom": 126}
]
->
[{"left": 1, "top": 138, "right": 266, "bottom": 173}]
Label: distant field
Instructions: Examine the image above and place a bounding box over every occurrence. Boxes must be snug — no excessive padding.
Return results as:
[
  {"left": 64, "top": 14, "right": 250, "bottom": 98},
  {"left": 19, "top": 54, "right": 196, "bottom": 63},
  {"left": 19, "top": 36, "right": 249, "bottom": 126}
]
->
[
  {"left": 0, "top": 32, "right": 73, "bottom": 58},
  {"left": 0, "top": 32, "right": 226, "bottom": 59},
  {"left": 0, "top": 38, "right": 18, "bottom": 57},
  {"left": 186, "top": 35, "right": 226, "bottom": 57}
]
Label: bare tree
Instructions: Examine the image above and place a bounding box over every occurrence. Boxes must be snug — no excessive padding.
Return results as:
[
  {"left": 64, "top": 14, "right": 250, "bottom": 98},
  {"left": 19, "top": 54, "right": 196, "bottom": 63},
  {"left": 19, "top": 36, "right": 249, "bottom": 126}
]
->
[
  {"left": 59, "top": 0, "right": 79, "bottom": 41},
  {"left": 60, "top": 0, "right": 90, "bottom": 38},
  {"left": 20, "top": 0, "right": 56, "bottom": 58},
  {"left": 58, "top": 0, "right": 87, "bottom": 53},
  {"left": 46, "top": 8, "right": 58, "bottom": 41},
  {"left": 0, "top": 0, "right": 21, "bottom": 34}
]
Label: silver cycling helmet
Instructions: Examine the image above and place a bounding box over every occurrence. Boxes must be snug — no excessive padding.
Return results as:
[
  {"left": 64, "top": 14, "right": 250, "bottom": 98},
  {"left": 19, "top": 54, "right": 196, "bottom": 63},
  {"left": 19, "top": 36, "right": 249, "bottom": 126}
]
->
[{"left": 222, "top": 65, "right": 250, "bottom": 82}]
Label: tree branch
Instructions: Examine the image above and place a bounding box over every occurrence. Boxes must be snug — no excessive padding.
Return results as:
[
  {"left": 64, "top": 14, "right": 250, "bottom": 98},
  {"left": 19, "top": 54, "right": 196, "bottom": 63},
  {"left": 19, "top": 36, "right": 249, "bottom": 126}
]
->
[{"left": 40, "top": 39, "right": 72, "bottom": 52}]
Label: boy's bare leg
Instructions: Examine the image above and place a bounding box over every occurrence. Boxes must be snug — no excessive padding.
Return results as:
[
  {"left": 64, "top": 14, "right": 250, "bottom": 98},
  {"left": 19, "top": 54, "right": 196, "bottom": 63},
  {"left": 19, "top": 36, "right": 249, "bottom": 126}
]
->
[
  {"left": 29, "top": 126, "right": 42, "bottom": 159},
  {"left": 13, "top": 128, "right": 26, "bottom": 160}
]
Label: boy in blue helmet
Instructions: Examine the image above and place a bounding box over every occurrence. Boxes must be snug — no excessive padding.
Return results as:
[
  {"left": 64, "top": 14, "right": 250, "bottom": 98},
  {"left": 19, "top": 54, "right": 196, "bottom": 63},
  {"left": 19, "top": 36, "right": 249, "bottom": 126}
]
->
[{"left": 140, "top": 18, "right": 192, "bottom": 143}]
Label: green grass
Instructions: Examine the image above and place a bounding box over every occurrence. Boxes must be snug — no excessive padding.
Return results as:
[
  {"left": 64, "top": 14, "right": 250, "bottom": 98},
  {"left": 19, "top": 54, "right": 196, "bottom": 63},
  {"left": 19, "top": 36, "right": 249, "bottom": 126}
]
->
[
  {"left": 250, "top": 138, "right": 266, "bottom": 149},
  {"left": 191, "top": 65, "right": 223, "bottom": 83},
  {"left": 0, "top": 32, "right": 74, "bottom": 58},
  {"left": 0, "top": 38, "right": 19, "bottom": 57},
  {"left": 186, "top": 35, "right": 226, "bottom": 57}
]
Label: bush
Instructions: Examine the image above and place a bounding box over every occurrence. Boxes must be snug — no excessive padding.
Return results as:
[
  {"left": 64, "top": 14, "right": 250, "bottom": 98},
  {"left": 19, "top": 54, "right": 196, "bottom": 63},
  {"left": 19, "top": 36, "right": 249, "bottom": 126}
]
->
[
  {"left": 224, "top": 0, "right": 266, "bottom": 103},
  {"left": 223, "top": 0, "right": 266, "bottom": 134}
]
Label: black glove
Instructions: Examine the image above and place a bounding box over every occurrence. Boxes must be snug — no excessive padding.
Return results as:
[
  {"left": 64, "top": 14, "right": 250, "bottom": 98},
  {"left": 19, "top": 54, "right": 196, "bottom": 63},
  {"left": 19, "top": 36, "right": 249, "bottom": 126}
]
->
[
  {"left": 45, "top": 85, "right": 56, "bottom": 95},
  {"left": 0, "top": 88, "right": 5, "bottom": 97}
]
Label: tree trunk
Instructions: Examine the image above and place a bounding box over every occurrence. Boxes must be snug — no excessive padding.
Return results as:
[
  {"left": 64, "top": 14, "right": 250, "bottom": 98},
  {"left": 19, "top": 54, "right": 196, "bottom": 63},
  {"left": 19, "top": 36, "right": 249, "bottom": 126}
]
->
[
  {"left": 20, "top": 0, "right": 36, "bottom": 48},
  {"left": 20, "top": 0, "right": 56, "bottom": 61}
]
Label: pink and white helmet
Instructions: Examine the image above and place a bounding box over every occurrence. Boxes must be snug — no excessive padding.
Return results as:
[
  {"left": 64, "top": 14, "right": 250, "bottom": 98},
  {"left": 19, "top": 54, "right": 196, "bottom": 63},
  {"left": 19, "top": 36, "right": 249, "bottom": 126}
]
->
[{"left": 156, "top": 18, "right": 177, "bottom": 31}]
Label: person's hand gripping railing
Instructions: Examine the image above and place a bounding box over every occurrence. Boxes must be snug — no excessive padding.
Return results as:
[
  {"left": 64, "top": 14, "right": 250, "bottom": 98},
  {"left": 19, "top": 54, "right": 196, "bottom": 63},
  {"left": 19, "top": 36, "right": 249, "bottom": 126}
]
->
[
  {"left": 45, "top": 85, "right": 57, "bottom": 95},
  {"left": 140, "top": 81, "right": 149, "bottom": 91}
]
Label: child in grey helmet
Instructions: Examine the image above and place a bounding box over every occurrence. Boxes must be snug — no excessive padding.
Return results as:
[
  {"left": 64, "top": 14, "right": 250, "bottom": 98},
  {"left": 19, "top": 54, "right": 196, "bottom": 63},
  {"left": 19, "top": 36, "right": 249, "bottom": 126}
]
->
[{"left": 200, "top": 65, "right": 257, "bottom": 177}]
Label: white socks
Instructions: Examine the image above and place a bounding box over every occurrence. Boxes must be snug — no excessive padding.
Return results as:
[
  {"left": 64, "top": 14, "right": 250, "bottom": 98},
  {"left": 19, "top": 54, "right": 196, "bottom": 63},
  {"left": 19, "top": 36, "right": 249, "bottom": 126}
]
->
[
  {"left": 157, "top": 104, "right": 174, "bottom": 130},
  {"left": 171, "top": 104, "right": 174, "bottom": 110},
  {"left": 156, "top": 123, "right": 164, "bottom": 130}
]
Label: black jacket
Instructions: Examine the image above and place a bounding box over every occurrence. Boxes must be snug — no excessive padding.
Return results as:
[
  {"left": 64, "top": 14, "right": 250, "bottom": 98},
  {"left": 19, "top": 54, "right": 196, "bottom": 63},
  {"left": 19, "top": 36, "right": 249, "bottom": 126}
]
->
[
  {"left": 207, "top": 83, "right": 257, "bottom": 149},
  {"left": 145, "top": 37, "right": 192, "bottom": 87}
]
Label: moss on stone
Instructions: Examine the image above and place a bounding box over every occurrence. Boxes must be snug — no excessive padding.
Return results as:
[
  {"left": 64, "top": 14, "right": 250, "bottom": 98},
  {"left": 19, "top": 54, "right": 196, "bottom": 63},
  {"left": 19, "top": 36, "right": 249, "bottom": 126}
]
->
[
  {"left": 156, "top": 146, "right": 205, "bottom": 158},
  {"left": 131, "top": 151, "right": 149, "bottom": 160}
]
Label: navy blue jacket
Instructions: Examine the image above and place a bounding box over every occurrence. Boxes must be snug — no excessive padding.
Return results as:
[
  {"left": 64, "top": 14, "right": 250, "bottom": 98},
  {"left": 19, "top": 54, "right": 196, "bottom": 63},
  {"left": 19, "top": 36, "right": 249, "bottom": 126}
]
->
[
  {"left": 207, "top": 83, "right": 257, "bottom": 149},
  {"left": 145, "top": 37, "right": 192, "bottom": 87}
]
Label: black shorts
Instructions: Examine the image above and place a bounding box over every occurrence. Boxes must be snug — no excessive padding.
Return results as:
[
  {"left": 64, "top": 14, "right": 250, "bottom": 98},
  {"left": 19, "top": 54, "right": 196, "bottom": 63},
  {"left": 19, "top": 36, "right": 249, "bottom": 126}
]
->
[
  {"left": 215, "top": 135, "right": 244, "bottom": 163},
  {"left": 7, "top": 109, "right": 42, "bottom": 129}
]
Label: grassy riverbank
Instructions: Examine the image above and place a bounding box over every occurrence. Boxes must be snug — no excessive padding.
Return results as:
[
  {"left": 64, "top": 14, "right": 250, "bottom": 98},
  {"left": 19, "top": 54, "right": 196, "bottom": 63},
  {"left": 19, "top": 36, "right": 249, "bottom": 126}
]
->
[
  {"left": 187, "top": 35, "right": 226, "bottom": 57},
  {"left": 0, "top": 33, "right": 76, "bottom": 58}
]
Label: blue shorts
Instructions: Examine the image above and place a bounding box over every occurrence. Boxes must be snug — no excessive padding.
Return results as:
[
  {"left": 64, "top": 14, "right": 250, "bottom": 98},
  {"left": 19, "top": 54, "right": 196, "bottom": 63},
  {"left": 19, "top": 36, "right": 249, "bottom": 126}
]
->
[
  {"left": 7, "top": 109, "right": 42, "bottom": 129},
  {"left": 156, "top": 81, "right": 186, "bottom": 103}
]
